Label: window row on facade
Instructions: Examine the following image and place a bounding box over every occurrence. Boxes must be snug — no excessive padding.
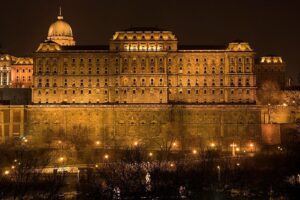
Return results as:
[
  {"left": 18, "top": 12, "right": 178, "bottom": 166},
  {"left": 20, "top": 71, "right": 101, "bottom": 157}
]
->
[{"left": 36, "top": 56, "right": 253, "bottom": 67}]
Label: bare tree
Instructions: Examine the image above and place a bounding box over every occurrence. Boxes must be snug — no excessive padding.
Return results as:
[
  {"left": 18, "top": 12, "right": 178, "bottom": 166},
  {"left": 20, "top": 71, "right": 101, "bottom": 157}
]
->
[
  {"left": 257, "top": 80, "right": 282, "bottom": 105},
  {"left": 0, "top": 142, "right": 65, "bottom": 199}
]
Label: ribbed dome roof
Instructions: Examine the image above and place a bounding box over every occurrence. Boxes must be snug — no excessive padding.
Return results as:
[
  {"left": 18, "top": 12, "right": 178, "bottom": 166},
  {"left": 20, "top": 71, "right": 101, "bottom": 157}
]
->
[
  {"left": 48, "top": 15, "right": 73, "bottom": 38},
  {"left": 46, "top": 8, "right": 75, "bottom": 46}
]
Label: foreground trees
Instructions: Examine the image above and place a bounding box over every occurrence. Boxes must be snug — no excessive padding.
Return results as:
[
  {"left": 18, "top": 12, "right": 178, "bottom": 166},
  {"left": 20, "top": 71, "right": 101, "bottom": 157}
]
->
[
  {"left": 0, "top": 142, "right": 65, "bottom": 199},
  {"left": 0, "top": 139, "right": 299, "bottom": 199}
]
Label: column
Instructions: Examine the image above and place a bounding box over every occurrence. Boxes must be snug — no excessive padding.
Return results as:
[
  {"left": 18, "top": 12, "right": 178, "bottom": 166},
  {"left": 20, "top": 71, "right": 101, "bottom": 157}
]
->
[
  {"left": 0, "top": 73, "right": 3, "bottom": 86},
  {"left": 9, "top": 109, "right": 13, "bottom": 137},
  {"left": 0, "top": 112, "right": 5, "bottom": 143},
  {"left": 7, "top": 71, "right": 10, "bottom": 87},
  {"left": 20, "top": 108, "right": 24, "bottom": 137}
]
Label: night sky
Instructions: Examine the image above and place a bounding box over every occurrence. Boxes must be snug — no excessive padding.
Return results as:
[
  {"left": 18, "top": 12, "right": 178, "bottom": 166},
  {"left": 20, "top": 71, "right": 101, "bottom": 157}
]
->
[{"left": 0, "top": 0, "right": 299, "bottom": 80}]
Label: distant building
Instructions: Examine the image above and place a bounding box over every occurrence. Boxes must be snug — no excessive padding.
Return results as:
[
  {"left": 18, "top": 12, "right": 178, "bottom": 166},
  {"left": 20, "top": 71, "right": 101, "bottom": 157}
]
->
[
  {"left": 0, "top": 54, "right": 15, "bottom": 87},
  {"left": 11, "top": 57, "right": 33, "bottom": 88},
  {"left": 255, "top": 56, "right": 286, "bottom": 89},
  {"left": 0, "top": 54, "right": 33, "bottom": 88}
]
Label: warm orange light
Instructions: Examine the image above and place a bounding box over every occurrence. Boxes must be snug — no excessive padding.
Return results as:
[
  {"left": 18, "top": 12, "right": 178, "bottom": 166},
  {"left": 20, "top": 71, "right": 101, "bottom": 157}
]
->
[
  {"left": 172, "top": 142, "right": 177, "bottom": 147},
  {"left": 192, "top": 149, "right": 198, "bottom": 154},
  {"left": 11, "top": 165, "right": 15, "bottom": 169},
  {"left": 104, "top": 154, "right": 109, "bottom": 159},
  {"left": 59, "top": 157, "right": 64, "bottom": 162},
  {"left": 230, "top": 143, "right": 237, "bottom": 147},
  {"left": 236, "top": 147, "right": 240, "bottom": 152},
  {"left": 134, "top": 141, "right": 138, "bottom": 146},
  {"left": 210, "top": 142, "right": 216, "bottom": 148},
  {"left": 95, "top": 141, "right": 100, "bottom": 145},
  {"left": 4, "top": 170, "right": 10, "bottom": 175},
  {"left": 95, "top": 164, "right": 99, "bottom": 168},
  {"left": 170, "top": 163, "right": 175, "bottom": 167},
  {"left": 149, "top": 152, "right": 153, "bottom": 157},
  {"left": 58, "top": 140, "right": 62, "bottom": 144}
]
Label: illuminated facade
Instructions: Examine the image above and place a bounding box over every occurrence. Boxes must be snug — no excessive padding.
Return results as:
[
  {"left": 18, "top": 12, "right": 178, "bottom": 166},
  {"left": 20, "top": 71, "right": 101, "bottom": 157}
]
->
[
  {"left": 11, "top": 57, "right": 33, "bottom": 88},
  {"left": 33, "top": 13, "right": 256, "bottom": 104},
  {"left": 0, "top": 11, "right": 292, "bottom": 149},
  {"left": 0, "top": 55, "right": 33, "bottom": 88}
]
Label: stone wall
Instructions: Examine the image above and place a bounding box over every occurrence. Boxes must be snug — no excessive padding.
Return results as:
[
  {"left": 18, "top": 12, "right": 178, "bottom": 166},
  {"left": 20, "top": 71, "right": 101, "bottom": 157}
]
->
[
  {"left": 0, "top": 106, "right": 24, "bottom": 142},
  {"left": 22, "top": 105, "right": 261, "bottom": 150}
]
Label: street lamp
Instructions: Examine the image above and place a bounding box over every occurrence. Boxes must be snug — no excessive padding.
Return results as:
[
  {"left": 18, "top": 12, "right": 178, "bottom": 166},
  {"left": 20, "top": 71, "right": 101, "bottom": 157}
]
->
[
  {"left": 267, "top": 103, "right": 271, "bottom": 124},
  {"left": 149, "top": 152, "right": 153, "bottom": 157},
  {"left": 217, "top": 165, "right": 221, "bottom": 183},
  {"left": 3, "top": 170, "right": 10, "bottom": 176},
  {"left": 192, "top": 149, "right": 198, "bottom": 155},
  {"left": 59, "top": 157, "right": 65, "bottom": 162},
  {"left": 249, "top": 142, "right": 255, "bottom": 152},
  {"left": 104, "top": 154, "right": 109, "bottom": 160},
  {"left": 210, "top": 142, "right": 216, "bottom": 148},
  {"left": 230, "top": 143, "right": 237, "bottom": 157}
]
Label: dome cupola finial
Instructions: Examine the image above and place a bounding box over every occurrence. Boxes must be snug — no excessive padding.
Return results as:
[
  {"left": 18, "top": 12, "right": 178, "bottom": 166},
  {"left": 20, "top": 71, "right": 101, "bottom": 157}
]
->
[{"left": 58, "top": 6, "right": 63, "bottom": 20}]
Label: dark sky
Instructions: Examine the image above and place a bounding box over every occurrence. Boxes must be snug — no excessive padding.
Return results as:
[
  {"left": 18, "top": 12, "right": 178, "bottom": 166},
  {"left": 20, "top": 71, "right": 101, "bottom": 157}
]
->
[{"left": 0, "top": 0, "right": 299, "bottom": 79}]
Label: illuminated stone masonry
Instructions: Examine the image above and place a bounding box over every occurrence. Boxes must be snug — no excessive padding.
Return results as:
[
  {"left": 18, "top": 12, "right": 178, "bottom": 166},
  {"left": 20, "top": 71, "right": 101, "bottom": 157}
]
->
[
  {"left": 33, "top": 12, "right": 256, "bottom": 104},
  {"left": 0, "top": 54, "right": 33, "bottom": 88},
  {"left": 0, "top": 104, "right": 261, "bottom": 149}
]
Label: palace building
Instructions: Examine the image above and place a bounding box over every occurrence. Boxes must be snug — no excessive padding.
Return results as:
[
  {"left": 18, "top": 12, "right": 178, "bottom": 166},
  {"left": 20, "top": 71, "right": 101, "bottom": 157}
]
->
[
  {"left": 0, "top": 9, "right": 293, "bottom": 150},
  {"left": 33, "top": 11, "right": 256, "bottom": 105}
]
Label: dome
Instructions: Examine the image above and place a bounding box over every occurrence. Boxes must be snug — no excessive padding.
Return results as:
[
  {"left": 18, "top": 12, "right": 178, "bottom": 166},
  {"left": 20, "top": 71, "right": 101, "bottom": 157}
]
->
[{"left": 47, "top": 9, "right": 75, "bottom": 46}]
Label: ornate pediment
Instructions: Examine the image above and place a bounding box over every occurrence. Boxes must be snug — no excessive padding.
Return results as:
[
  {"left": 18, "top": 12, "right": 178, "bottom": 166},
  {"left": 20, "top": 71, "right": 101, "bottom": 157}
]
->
[
  {"left": 36, "top": 41, "right": 62, "bottom": 52},
  {"left": 227, "top": 42, "right": 252, "bottom": 51}
]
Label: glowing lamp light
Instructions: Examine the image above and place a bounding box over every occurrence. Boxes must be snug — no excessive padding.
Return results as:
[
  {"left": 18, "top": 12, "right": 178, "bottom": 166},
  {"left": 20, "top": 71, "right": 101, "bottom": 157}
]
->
[
  {"left": 230, "top": 143, "right": 237, "bottom": 147},
  {"left": 95, "top": 141, "right": 100, "bottom": 145},
  {"left": 104, "top": 154, "right": 109, "bottom": 160},
  {"left": 134, "top": 141, "right": 138, "bottom": 146},
  {"left": 217, "top": 165, "right": 220, "bottom": 170},
  {"left": 236, "top": 163, "right": 240, "bottom": 167},
  {"left": 249, "top": 143, "right": 254, "bottom": 148},
  {"left": 59, "top": 157, "right": 64, "bottom": 162},
  {"left": 210, "top": 143, "right": 216, "bottom": 148},
  {"left": 95, "top": 164, "right": 99, "bottom": 168},
  {"left": 58, "top": 140, "right": 62, "bottom": 144},
  {"left": 192, "top": 149, "right": 198, "bottom": 155},
  {"left": 149, "top": 152, "right": 153, "bottom": 157},
  {"left": 11, "top": 165, "right": 15, "bottom": 169},
  {"left": 282, "top": 103, "right": 287, "bottom": 107},
  {"left": 172, "top": 142, "right": 177, "bottom": 147},
  {"left": 170, "top": 163, "right": 175, "bottom": 167},
  {"left": 4, "top": 170, "right": 10, "bottom": 175},
  {"left": 236, "top": 147, "right": 240, "bottom": 152}
]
